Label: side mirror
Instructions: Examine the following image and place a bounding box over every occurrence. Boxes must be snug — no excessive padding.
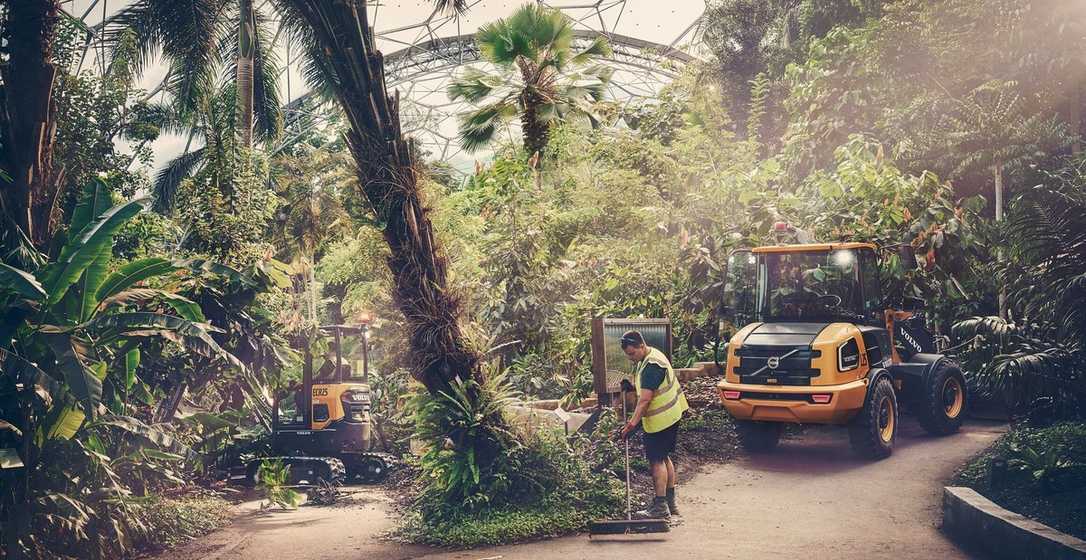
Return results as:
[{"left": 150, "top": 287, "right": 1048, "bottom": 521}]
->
[{"left": 902, "top": 296, "right": 926, "bottom": 311}]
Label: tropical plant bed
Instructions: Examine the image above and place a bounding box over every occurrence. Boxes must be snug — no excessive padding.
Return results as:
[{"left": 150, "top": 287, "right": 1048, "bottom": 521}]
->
[
  {"left": 386, "top": 396, "right": 740, "bottom": 548},
  {"left": 952, "top": 422, "right": 1086, "bottom": 541},
  {"left": 129, "top": 492, "right": 234, "bottom": 557}
]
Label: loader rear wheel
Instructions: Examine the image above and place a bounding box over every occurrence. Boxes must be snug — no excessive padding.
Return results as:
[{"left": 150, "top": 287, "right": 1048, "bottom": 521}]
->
[
  {"left": 849, "top": 377, "right": 898, "bottom": 459},
  {"left": 917, "top": 362, "right": 967, "bottom": 436},
  {"left": 735, "top": 420, "right": 782, "bottom": 452}
]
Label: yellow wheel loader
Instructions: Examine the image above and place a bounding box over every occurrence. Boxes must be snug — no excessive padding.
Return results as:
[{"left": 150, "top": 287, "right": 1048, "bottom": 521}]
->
[{"left": 716, "top": 224, "right": 967, "bottom": 459}]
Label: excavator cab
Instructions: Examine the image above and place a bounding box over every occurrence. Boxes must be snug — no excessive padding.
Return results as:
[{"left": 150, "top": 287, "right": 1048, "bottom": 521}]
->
[{"left": 251, "top": 323, "right": 391, "bottom": 484}]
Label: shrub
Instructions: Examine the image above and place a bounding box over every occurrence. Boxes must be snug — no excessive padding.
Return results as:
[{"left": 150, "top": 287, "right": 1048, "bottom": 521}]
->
[
  {"left": 402, "top": 379, "right": 623, "bottom": 547},
  {"left": 130, "top": 495, "right": 232, "bottom": 552},
  {"left": 955, "top": 422, "right": 1086, "bottom": 540}
]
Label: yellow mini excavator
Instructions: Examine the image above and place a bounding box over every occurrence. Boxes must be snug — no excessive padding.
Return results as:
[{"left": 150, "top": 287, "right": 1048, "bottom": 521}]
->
[{"left": 239, "top": 324, "right": 393, "bottom": 485}]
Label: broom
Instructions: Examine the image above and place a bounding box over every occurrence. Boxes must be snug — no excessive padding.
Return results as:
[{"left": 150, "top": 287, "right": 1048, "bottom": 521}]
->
[{"left": 588, "top": 384, "right": 669, "bottom": 536}]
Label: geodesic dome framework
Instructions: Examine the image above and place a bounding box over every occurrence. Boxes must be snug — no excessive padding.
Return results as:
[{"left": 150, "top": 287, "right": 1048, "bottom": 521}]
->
[{"left": 61, "top": 0, "right": 707, "bottom": 169}]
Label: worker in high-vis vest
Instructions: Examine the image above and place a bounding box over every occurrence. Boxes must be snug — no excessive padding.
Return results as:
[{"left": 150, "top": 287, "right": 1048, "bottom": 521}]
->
[{"left": 618, "top": 330, "right": 689, "bottom": 519}]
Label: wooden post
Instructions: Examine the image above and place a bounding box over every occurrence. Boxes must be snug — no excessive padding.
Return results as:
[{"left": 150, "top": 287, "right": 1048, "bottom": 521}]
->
[{"left": 590, "top": 317, "right": 609, "bottom": 407}]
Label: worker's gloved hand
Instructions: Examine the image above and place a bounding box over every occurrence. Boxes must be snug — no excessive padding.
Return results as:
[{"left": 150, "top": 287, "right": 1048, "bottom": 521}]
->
[
  {"left": 619, "top": 378, "right": 635, "bottom": 393},
  {"left": 617, "top": 421, "right": 636, "bottom": 440}
]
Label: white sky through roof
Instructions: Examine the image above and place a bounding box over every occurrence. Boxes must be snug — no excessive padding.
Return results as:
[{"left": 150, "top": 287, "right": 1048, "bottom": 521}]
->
[{"left": 62, "top": 0, "right": 707, "bottom": 173}]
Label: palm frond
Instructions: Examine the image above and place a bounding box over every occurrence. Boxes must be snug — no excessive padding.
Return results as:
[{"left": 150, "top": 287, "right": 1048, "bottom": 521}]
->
[
  {"left": 268, "top": 0, "right": 338, "bottom": 101},
  {"left": 152, "top": 148, "right": 207, "bottom": 214},
  {"left": 103, "top": 0, "right": 231, "bottom": 112},
  {"left": 448, "top": 68, "right": 506, "bottom": 102},
  {"left": 569, "top": 35, "right": 612, "bottom": 66},
  {"left": 458, "top": 102, "right": 517, "bottom": 152},
  {"left": 251, "top": 8, "right": 284, "bottom": 142},
  {"left": 432, "top": 0, "right": 469, "bottom": 14}
]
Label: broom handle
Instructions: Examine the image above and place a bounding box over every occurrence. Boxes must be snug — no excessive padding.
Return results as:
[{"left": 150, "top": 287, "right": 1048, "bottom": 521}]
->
[{"left": 624, "top": 391, "right": 631, "bottom": 520}]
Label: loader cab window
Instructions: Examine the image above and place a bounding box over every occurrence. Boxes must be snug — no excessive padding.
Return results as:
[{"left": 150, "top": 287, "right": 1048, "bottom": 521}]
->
[
  {"left": 758, "top": 250, "right": 864, "bottom": 322},
  {"left": 723, "top": 250, "right": 758, "bottom": 328},
  {"left": 859, "top": 249, "right": 882, "bottom": 324}
]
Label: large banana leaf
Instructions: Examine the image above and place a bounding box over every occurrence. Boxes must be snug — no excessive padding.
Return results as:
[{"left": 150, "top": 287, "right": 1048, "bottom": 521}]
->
[
  {"left": 95, "top": 257, "right": 177, "bottom": 302},
  {"left": 42, "top": 334, "right": 102, "bottom": 418},
  {"left": 90, "top": 414, "right": 180, "bottom": 450},
  {"left": 77, "top": 246, "right": 112, "bottom": 322},
  {"left": 96, "top": 288, "right": 205, "bottom": 321},
  {"left": 69, "top": 178, "right": 114, "bottom": 236},
  {"left": 0, "top": 347, "right": 66, "bottom": 407},
  {"left": 46, "top": 406, "right": 86, "bottom": 440},
  {"left": 125, "top": 348, "right": 140, "bottom": 391},
  {"left": 42, "top": 197, "right": 149, "bottom": 305},
  {"left": 0, "top": 262, "right": 46, "bottom": 300},
  {"left": 85, "top": 312, "right": 244, "bottom": 369},
  {"left": 91, "top": 414, "right": 198, "bottom": 465},
  {"left": 178, "top": 258, "right": 257, "bottom": 288}
]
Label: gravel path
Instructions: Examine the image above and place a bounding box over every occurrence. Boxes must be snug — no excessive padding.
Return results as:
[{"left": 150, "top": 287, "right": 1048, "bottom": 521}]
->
[{"left": 155, "top": 419, "right": 1005, "bottom": 560}]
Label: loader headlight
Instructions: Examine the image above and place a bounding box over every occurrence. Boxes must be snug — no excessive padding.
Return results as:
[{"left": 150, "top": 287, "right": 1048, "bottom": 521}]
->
[{"left": 838, "top": 338, "right": 860, "bottom": 372}]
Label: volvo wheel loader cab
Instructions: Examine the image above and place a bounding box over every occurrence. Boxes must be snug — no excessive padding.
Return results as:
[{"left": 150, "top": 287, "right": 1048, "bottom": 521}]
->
[
  {"left": 243, "top": 324, "right": 392, "bottom": 485},
  {"left": 717, "top": 229, "right": 967, "bottom": 459}
]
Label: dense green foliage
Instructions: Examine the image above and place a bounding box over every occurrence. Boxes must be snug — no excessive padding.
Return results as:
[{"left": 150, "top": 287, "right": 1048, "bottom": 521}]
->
[
  {"left": 3, "top": 0, "right": 1086, "bottom": 555},
  {"left": 955, "top": 422, "right": 1086, "bottom": 539},
  {"left": 402, "top": 390, "right": 622, "bottom": 546}
]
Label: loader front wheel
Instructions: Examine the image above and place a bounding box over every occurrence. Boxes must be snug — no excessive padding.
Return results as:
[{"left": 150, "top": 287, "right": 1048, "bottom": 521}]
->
[
  {"left": 849, "top": 377, "right": 897, "bottom": 459},
  {"left": 735, "top": 420, "right": 782, "bottom": 452}
]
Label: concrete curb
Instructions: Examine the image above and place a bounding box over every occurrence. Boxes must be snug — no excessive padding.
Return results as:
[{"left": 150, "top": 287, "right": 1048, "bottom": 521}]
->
[{"left": 943, "top": 486, "right": 1086, "bottom": 560}]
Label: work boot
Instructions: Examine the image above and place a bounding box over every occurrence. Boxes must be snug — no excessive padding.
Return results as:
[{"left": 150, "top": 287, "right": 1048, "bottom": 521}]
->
[
  {"left": 666, "top": 487, "right": 680, "bottom": 517},
  {"left": 634, "top": 496, "right": 671, "bottom": 520}
]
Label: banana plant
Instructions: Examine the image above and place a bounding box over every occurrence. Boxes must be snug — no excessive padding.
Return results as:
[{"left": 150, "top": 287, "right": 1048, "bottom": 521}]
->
[{"left": 0, "top": 179, "right": 243, "bottom": 451}]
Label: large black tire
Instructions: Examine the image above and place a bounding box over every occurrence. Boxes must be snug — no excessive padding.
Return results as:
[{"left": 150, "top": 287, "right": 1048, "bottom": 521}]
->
[
  {"left": 917, "top": 362, "right": 967, "bottom": 435},
  {"left": 735, "top": 420, "right": 782, "bottom": 452},
  {"left": 849, "top": 377, "right": 898, "bottom": 459}
]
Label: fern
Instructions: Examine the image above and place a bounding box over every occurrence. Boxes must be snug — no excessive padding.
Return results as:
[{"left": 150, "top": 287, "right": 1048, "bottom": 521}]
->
[{"left": 747, "top": 72, "right": 771, "bottom": 149}]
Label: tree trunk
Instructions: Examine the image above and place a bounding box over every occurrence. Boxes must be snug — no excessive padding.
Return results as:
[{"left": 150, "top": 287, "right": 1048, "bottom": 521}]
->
[
  {"left": 994, "top": 163, "right": 1007, "bottom": 321},
  {"left": 519, "top": 90, "right": 549, "bottom": 158},
  {"left": 1, "top": 0, "right": 63, "bottom": 248},
  {"left": 307, "top": 255, "right": 318, "bottom": 325},
  {"left": 236, "top": 0, "right": 257, "bottom": 151},
  {"left": 284, "top": 1, "right": 481, "bottom": 394}
]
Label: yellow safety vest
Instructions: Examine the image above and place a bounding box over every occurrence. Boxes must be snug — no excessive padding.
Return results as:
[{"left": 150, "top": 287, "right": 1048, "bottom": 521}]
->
[{"left": 633, "top": 347, "right": 689, "bottom": 433}]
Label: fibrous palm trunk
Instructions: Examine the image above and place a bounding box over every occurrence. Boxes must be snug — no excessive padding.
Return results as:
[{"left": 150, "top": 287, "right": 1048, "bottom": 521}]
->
[
  {"left": 236, "top": 0, "right": 257, "bottom": 151},
  {"left": 1, "top": 0, "right": 65, "bottom": 248},
  {"left": 283, "top": 0, "right": 481, "bottom": 394},
  {"left": 520, "top": 90, "right": 549, "bottom": 158}
]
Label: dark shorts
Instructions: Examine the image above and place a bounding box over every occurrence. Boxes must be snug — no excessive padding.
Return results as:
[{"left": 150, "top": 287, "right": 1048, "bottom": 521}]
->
[{"left": 643, "top": 422, "right": 678, "bottom": 463}]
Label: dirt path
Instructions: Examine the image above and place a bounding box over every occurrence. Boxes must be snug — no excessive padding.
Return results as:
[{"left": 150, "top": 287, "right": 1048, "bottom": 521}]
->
[{"left": 156, "top": 419, "right": 1004, "bottom": 560}]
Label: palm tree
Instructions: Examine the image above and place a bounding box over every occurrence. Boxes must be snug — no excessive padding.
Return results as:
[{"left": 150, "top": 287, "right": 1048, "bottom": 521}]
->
[
  {"left": 937, "top": 81, "right": 1073, "bottom": 318},
  {"left": 270, "top": 143, "right": 353, "bottom": 325},
  {"left": 954, "top": 161, "right": 1086, "bottom": 416},
  {"left": 274, "top": 0, "right": 483, "bottom": 395},
  {"left": 102, "top": 0, "right": 284, "bottom": 209},
  {"left": 447, "top": 4, "right": 613, "bottom": 156}
]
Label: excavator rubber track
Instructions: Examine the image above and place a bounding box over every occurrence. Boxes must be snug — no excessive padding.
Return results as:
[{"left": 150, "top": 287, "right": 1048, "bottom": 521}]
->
[
  {"left": 243, "top": 456, "right": 346, "bottom": 487},
  {"left": 344, "top": 452, "right": 397, "bottom": 483}
]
